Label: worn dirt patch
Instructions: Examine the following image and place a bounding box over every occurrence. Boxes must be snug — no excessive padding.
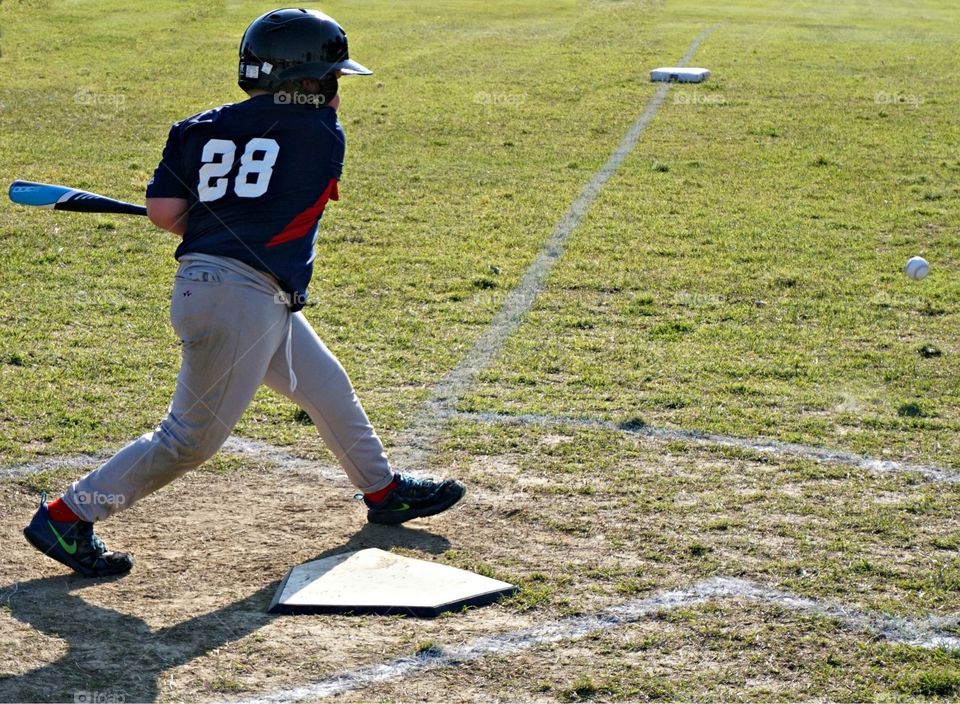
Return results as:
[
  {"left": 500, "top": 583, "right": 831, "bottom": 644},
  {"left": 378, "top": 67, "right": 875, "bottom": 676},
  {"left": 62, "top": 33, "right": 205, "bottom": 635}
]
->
[
  {"left": 2, "top": 431, "right": 959, "bottom": 702},
  {"left": 0, "top": 465, "right": 531, "bottom": 702},
  {"left": 0, "top": 450, "right": 676, "bottom": 703}
]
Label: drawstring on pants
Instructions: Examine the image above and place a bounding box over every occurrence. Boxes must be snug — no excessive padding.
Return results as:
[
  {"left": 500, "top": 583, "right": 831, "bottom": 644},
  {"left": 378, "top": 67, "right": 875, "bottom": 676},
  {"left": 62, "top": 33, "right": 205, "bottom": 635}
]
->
[{"left": 285, "top": 314, "right": 298, "bottom": 392}]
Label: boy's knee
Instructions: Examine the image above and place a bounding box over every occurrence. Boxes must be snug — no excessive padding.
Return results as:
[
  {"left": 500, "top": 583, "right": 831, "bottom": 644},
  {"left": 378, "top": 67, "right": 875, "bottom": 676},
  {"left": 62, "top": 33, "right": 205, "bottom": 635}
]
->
[
  {"left": 155, "top": 423, "right": 224, "bottom": 469},
  {"left": 171, "top": 441, "right": 219, "bottom": 468}
]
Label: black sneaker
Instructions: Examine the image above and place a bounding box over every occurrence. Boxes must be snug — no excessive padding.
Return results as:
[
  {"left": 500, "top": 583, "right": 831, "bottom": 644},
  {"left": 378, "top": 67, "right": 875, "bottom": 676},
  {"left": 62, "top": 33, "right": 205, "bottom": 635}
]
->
[
  {"left": 23, "top": 492, "right": 133, "bottom": 577},
  {"left": 362, "top": 473, "right": 466, "bottom": 525}
]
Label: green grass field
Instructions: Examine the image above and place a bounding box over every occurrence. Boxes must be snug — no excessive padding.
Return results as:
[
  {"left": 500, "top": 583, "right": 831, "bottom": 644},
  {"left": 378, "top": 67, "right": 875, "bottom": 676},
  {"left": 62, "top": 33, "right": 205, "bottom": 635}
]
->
[{"left": 2, "top": 0, "right": 960, "bottom": 701}]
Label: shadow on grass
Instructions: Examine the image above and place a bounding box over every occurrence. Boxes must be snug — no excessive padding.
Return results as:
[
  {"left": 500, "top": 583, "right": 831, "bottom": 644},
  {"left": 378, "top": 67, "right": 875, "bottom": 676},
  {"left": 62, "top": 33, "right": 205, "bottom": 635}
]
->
[{"left": 0, "top": 523, "right": 450, "bottom": 702}]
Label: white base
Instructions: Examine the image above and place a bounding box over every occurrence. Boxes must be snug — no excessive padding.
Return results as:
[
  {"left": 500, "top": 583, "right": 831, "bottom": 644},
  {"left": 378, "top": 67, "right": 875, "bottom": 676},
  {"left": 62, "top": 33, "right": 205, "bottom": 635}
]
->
[
  {"left": 269, "top": 548, "right": 517, "bottom": 617},
  {"left": 650, "top": 67, "right": 710, "bottom": 83}
]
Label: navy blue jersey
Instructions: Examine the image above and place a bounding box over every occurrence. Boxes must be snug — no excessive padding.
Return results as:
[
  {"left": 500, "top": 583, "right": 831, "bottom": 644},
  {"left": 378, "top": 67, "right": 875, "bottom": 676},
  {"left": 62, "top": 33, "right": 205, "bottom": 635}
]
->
[{"left": 146, "top": 94, "right": 345, "bottom": 310}]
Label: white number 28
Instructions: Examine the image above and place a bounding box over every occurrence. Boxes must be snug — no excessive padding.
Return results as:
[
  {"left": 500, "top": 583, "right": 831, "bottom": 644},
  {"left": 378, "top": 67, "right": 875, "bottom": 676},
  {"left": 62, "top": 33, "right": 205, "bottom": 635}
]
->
[{"left": 197, "top": 137, "right": 279, "bottom": 202}]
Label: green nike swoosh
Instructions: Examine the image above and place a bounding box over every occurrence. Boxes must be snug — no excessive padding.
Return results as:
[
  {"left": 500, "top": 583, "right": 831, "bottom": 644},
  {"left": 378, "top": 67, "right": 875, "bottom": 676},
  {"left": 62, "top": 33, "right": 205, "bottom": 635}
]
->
[
  {"left": 47, "top": 521, "right": 78, "bottom": 555},
  {"left": 389, "top": 503, "right": 411, "bottom": 512}
]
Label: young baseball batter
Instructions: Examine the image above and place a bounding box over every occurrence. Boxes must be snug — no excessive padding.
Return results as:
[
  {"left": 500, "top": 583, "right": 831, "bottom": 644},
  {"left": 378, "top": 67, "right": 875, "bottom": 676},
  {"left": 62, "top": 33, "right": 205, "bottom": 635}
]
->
[{"left": 24, "top": 8, "right": 465, "bottom": 577}]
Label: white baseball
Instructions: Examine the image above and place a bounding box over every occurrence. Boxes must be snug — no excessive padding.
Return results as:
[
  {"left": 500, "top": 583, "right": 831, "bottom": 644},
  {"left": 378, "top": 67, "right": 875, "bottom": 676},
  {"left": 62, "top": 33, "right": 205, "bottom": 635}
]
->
[{"left": 904, "top": 256, "right": 929, "bottom": 280}]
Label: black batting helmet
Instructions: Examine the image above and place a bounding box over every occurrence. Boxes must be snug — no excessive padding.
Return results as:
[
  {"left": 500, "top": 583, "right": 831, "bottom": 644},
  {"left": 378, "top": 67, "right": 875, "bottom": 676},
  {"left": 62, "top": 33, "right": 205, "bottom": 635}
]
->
[{"left": 238, "top": 8, "right": 372, "bottom": 93}]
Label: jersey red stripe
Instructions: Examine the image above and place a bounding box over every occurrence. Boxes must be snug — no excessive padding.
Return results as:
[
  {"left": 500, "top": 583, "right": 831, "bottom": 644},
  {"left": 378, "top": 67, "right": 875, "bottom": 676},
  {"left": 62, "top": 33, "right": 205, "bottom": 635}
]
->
[{"left": 265, "top": 178, "right": 339, "bottom": 248}]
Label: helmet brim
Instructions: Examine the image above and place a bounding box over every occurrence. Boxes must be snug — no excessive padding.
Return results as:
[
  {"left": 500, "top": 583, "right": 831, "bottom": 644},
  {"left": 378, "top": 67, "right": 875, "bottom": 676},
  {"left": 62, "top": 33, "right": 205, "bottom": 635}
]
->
[
  {"left": 277, "top": 58, "right": 372, "bottom": 82},
  {"left": 335, "top": 58, "right": 372, "bottom": 76}
]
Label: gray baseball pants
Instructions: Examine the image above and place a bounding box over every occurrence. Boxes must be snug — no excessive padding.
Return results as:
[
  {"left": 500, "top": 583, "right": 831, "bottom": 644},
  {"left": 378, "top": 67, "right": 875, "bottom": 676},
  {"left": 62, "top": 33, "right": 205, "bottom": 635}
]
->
[{"left": 63, "top": 253, "right": 395, "bottom": 522}]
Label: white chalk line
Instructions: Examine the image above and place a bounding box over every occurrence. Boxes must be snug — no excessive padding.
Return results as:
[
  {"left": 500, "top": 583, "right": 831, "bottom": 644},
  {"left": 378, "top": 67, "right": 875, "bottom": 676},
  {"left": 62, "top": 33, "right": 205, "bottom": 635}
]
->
[
  {"left": 232, "top": 577, "right": 960, "bottom": 703},
  {"left": 217, "top": 436, "right": 345, "bottom": 483},
  {"left": 0, "top": 436, "right": 346, "bottom": 484},
  {"left": 3, "top": 411, "right": 955, "bottom": 487},
  {"left": 0, "top": 448, "right": 116, "bottom": 480},
  {"left": 450, "top": 410, "right": 960, "bottom": 483},
  {"left": 392, "top": 25, "right": 721, "bottom": 469}
]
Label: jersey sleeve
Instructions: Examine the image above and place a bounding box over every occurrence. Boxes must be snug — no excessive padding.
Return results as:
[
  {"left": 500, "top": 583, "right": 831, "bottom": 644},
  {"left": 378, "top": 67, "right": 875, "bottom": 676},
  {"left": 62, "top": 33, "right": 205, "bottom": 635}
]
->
[{"left": 146, "top": 123, "right": 191, "bottom": 199}]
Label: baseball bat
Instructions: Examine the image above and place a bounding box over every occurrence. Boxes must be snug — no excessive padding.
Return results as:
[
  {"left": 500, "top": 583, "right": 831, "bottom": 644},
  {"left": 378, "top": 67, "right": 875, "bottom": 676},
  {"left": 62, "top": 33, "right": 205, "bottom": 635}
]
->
[{"left": 8, "top": 180, "right": 147, "bottom": 216}]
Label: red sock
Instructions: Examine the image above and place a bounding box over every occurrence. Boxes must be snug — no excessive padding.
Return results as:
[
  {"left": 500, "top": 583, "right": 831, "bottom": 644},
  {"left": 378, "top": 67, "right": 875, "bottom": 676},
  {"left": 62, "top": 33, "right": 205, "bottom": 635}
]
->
[
  {"left": 47, "top": 497, "right": 80, "bottom": 522},
  {"left": 364, "top": 478, "right": 399, "bottom": 504}
]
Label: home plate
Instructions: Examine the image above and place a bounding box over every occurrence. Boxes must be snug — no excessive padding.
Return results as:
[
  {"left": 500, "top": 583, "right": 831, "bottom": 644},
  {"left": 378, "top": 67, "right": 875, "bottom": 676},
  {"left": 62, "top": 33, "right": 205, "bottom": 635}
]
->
[
  {"left": 268, "top": 548, "right": 518, "bottom": 617},
  {"left": 650, "top": 67, "right": 710, "bottom": 83}
]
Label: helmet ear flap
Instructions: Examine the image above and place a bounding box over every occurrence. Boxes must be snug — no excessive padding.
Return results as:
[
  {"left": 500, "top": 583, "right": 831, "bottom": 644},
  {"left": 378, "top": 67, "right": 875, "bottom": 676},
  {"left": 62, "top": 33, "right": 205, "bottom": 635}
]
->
[
  {"left": 273, "top": 76, "right": 338, "bottom": 107},
  {"left": 317, "top": 75, "right": 338, "bottom": 104},
  {"left": 238, "top": 59, "right": 276, "bottom": 93}
]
